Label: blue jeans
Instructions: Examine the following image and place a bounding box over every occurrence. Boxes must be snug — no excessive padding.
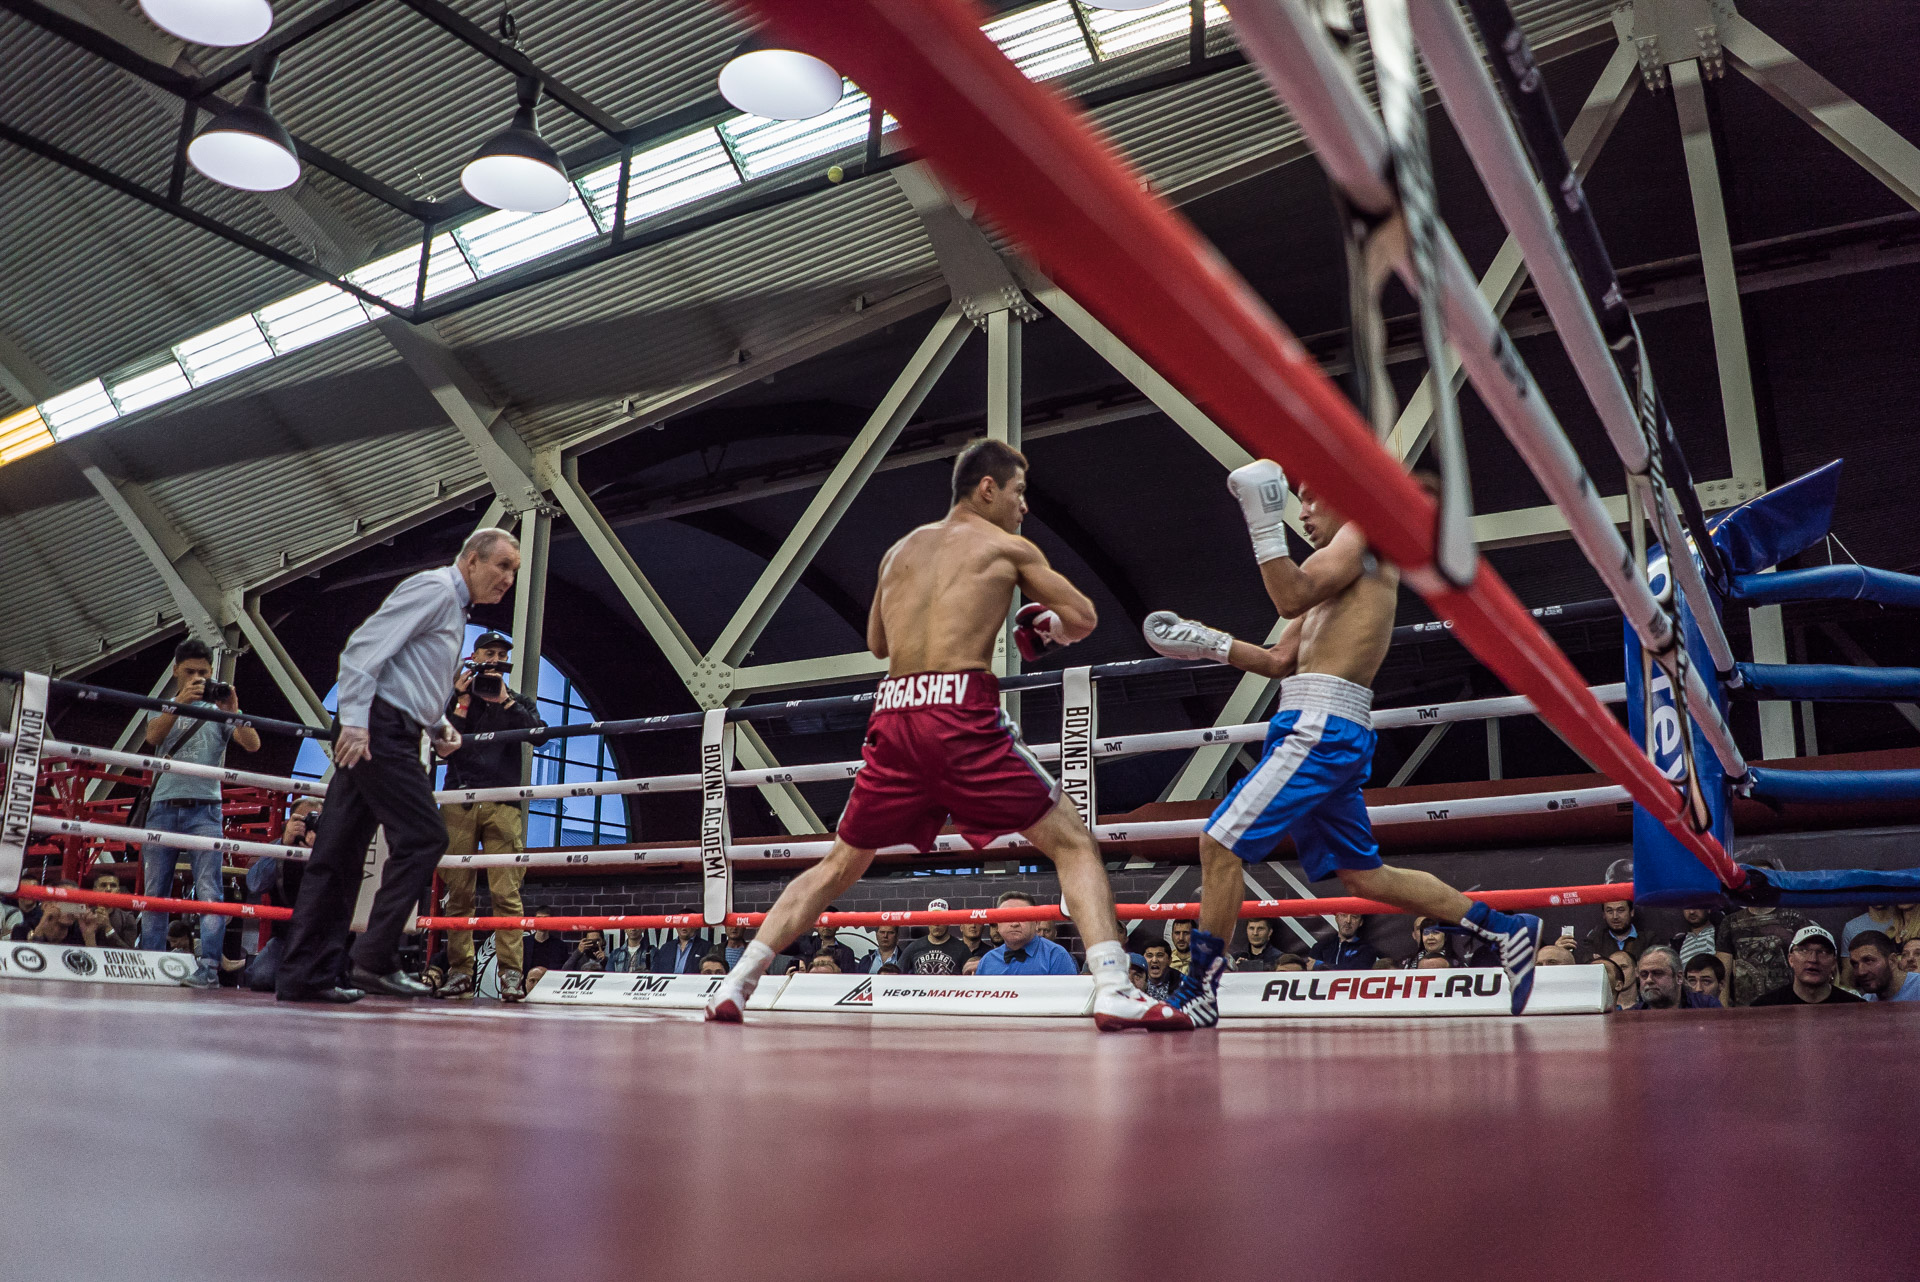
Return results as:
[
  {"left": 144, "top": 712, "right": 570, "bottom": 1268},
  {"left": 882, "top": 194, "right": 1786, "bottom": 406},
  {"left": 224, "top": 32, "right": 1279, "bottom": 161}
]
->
[{"left": 138, "top": 800, "right": 227, "bottom": 967}]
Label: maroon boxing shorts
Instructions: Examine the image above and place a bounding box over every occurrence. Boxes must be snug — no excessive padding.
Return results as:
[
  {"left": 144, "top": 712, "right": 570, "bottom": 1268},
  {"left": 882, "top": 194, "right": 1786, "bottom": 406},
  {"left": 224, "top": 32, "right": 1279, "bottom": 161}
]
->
[{"left": 835, "top": 670, "right": 1062, "bottom": 852}]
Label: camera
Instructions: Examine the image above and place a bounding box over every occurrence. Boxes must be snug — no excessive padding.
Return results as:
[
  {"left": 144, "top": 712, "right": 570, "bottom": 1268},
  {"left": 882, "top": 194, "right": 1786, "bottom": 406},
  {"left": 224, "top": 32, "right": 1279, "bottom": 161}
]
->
[
  {"left": 464, "top": 660, "right": 511, "bottom": 700},
  {"left": 299, "top": 808, "right": 321, "bottom": 837},
  {"left": 202, "top": 679, "right": 232, "bottom": 704}
]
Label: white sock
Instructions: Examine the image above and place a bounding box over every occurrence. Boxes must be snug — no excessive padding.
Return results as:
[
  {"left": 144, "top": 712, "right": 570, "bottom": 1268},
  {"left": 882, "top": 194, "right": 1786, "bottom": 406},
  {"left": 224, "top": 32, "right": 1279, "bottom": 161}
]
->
[
  {"left": 1085, "top": 940, "right": 1129, "bottom": 992},
  {"left": 731, "top": 939, "right": 775, "bottom": 982}
]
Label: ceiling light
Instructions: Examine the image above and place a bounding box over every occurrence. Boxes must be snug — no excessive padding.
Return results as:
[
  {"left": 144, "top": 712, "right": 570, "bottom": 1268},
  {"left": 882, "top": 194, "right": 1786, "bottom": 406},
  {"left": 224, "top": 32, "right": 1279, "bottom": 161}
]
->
[
  {"left": 139, "top": 0, "right": 273, "bottom": 47},
  {"left": 187, "top": 60, "right": 300, "bottom": 192},
  {"left": 462, "top": 76, "right": 571, "bottom": 213},
  {"left": 718, "top": 35, "right": 844, "bottom": 121}
]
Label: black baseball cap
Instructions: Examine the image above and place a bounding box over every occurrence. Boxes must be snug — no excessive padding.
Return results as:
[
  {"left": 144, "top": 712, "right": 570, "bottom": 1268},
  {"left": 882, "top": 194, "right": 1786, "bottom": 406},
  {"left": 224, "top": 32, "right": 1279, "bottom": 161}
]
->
[{"left": 473, "top": 631, "right": 513, "bottom": 651}]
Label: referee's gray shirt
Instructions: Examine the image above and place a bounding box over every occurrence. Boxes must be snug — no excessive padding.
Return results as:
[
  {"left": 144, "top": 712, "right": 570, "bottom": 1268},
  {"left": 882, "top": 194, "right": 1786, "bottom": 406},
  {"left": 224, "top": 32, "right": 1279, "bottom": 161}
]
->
[{"left": 335, "top": 565, "right": 471, "bottom": 730}]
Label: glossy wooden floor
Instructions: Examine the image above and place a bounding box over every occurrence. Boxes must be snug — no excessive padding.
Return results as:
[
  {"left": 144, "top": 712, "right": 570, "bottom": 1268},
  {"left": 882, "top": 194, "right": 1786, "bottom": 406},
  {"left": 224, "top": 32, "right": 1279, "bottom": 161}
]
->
[{"left": 1, "top": 984, "right": 1913, "bottom": 1279}]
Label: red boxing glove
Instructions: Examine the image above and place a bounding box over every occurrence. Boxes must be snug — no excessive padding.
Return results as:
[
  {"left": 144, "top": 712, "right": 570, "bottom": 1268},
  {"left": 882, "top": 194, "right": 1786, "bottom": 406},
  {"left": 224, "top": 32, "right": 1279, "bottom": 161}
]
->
[{"left": 1013, "top": 602, "right": 1063, "bottom": 663}]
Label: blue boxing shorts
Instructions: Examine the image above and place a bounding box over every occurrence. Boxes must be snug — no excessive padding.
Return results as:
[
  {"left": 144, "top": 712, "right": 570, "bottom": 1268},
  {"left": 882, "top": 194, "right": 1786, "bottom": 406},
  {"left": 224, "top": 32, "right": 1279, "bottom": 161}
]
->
[{"left": 1204, "top": 673, "right": 1383, "bottom": 882}]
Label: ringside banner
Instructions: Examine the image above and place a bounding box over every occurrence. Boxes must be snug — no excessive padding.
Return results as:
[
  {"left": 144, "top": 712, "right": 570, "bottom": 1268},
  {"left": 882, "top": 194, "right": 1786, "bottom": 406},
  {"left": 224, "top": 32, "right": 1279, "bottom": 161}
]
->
[
  {"left": 1058, "top": 666, "right": 1095, "bottom": 830},
  {"left": 699, "top": 709, "right": 733, "bottom": 926},
  {"left": 1, "top": 671, "right": 49, "bottom": 894},
  {"left": 528, "top": 970, "right": 783, "bottom": 1011},
  {"left": 875, "top": 974, "right": 1094, "bottom": 1016},
  {"left": 1218, "top": 965, "right": 1610, "bottom": 1017},
  {"left": 769, "top": 972, "right": 878, "bottom": 1012},
  {"left": 0, "top": 942, "right": 195, "bottom": 988}
]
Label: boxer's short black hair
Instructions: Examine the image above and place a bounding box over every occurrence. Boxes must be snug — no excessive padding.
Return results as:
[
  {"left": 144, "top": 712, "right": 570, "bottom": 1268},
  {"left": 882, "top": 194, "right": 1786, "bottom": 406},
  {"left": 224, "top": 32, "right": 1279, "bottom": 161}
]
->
[{"left": 952, "top": 438, "right": 1028, "bottom": 506}]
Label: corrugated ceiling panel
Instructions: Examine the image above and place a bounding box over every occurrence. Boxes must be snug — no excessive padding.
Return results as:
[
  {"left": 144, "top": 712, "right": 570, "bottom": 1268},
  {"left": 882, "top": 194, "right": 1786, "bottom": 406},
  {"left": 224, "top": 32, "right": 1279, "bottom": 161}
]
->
[
  {"left": 0, "top": 496, "right": 173, "bottom": 674},
  {"left": 149, "top": 422, "right": 483, "bottom": 588},
  {"left": 0, "top": 0, "right": 1620, "bottom": 679},
  {"left": 0, "top": 14, "right": 318, "bottom": 391}
]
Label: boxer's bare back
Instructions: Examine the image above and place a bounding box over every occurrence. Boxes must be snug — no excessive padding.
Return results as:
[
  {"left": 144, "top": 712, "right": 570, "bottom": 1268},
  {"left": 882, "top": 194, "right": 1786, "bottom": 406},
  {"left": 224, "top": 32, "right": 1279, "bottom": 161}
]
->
[{"left": 869, "top": 471, "right": 1093, "bottom": 673}]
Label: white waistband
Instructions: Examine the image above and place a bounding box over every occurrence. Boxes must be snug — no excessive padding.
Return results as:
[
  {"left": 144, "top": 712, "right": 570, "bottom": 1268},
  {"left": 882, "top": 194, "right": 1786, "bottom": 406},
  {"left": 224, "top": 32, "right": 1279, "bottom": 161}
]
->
[{"left": 1278, "top": 674, "right": 1373, "bottom": 728}]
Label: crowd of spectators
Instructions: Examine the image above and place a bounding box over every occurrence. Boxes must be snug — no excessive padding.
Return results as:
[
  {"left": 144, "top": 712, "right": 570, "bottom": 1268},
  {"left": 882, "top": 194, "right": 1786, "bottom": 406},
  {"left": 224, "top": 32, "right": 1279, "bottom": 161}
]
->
[
  {"left": 465, "top": 892, "right": 1914, "bottom": 1013},
  {"left": 7, "top": 850, "right": 1916, "bottom": 1017}
]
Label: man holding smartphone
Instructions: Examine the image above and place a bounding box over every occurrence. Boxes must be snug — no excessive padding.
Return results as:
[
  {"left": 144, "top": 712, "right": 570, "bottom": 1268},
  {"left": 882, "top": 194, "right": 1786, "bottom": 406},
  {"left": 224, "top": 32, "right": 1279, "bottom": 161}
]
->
[{"left": 138, "top": 639, "right": 260, "bottom": 988}]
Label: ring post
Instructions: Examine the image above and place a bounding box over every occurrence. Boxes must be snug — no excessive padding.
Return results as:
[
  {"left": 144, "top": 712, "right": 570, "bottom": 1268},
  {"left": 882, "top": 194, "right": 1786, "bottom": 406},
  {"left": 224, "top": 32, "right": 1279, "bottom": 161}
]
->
[{"left": 1628, "top": 544, "right": 1732, "bottom": 905}]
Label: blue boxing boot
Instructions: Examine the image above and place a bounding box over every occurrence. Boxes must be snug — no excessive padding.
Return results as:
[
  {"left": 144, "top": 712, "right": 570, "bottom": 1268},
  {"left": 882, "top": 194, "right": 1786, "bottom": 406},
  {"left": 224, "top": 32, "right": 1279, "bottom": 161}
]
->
[
  {"left": 1166, "top": 928, "right": 1228, "bottom": 1028},
  {"left": 1460, "top": 901, "right": 1542, "bottom": 1014}
]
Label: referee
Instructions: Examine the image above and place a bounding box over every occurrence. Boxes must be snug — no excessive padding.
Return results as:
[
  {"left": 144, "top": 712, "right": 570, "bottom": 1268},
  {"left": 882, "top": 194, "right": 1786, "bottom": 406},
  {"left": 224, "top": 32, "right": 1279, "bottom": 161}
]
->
[{"left": 275, "top": 528, "right": 522, "bottom": 1003}]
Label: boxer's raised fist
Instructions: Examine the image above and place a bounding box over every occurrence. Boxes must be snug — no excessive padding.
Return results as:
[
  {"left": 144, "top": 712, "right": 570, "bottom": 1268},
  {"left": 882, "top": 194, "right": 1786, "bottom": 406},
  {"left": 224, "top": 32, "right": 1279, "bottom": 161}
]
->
[
  {"left": 1227, "top": 460, "right": 1290, "bottom": 564},
  {"left": 1013, "top": 602, "right": 1064, "bottom": 663}
]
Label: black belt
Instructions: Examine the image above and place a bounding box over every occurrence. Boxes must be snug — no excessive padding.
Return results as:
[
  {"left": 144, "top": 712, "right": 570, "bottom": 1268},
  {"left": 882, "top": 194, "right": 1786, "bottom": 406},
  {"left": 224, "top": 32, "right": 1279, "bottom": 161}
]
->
[{"left": 158, "top": 797, "right": 219, "bottom": 807}]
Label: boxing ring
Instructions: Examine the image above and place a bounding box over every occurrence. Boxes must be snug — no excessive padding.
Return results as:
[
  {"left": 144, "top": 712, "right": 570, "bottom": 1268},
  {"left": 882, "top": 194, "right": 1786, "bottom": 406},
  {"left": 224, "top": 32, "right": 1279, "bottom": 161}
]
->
[{"left": 5, "top": 0, "right": 1920, "bottom": 1273}]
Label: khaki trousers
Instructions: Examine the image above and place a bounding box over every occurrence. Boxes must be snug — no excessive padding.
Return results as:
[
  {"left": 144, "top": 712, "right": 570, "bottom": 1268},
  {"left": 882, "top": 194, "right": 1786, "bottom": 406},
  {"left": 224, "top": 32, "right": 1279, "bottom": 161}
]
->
[{"left": 439, "top": 801, "right": 527, "bottom": 977}]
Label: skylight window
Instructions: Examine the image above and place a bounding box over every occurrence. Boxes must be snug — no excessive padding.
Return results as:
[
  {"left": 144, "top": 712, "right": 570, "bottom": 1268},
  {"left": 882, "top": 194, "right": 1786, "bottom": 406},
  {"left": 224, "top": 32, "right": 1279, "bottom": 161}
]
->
[
  {"left": 1086, "top": 0, "right": 1230, "bottom": 60},
  {"left": 577, "top": 128, "right": 744, "bottom": 231},
  {"left": 106, "top": 358, "right": 192, "bottom": 415},
  {"left": 453, "top": 192, "right": 601, "bottom": 277},
  {"left": 255, "top": 281, "right": 369, "bottom": 355},
  {"left": 0, "top": 407, "right": 53, "bottom": 466},
  {"left": 719, "top": 88, "right": 893, "bottom": 181},
  {"left": 38, "top": 381, "right": 117, "bottom": 439},
  {"left": 174, "top": 314, "right": 274, "bottom": 386},
  {"left": 346, "top": 233, "right": 477, "bottom": 309},
  {"left": 7, "top": 0, "right": 1241, "bottom": 474},
  {"left": 984, "top": 1, "right": 1096, "bottom": 79}
]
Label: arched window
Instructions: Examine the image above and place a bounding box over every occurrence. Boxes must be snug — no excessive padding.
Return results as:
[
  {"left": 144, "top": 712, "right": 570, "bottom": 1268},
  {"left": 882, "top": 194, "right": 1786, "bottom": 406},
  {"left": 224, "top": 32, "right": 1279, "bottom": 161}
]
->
[{"left": 292, "top": 624, "right": 628, "bottom": 847}]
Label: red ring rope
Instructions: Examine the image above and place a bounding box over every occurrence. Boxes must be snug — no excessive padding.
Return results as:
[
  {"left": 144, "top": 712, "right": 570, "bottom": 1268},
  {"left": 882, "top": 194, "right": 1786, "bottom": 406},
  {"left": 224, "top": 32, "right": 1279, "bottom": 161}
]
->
[
  {"left": 412, "top": 883, "right": 1629, "bottom": 933},
  {"left": 725, "top": 0, "right": 1739, "bottom": 890},
  {"left": 12, "top": 884, "right": 291, "bottom": 920}
]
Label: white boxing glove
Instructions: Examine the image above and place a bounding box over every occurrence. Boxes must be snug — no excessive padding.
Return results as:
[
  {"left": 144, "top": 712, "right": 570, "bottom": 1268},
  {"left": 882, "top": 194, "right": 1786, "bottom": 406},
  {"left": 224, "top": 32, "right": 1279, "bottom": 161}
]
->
[
  {"left": 1226, "top": 460, "right": 1291, "bottom": 564},
  {"left": 1143, "top": 611, "right": 1233, "bottom": 664}
]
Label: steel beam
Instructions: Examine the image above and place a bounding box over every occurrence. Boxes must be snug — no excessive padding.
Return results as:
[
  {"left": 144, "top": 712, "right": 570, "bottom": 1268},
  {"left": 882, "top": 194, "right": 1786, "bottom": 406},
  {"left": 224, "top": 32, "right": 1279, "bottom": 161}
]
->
[
  {"left": 1389, "top": 721, "right": 1454, "bottom": 787},
  {"left": 0, "top": 329, "right": 54, "bottom": 407},
  {"left": 509, "top": 508, "right": 551, "bottom": 704},
  {"left": 1019, "top": 266, "right": 1253, "bottom": 473},
  {"left": 706, "top": 305, "right": 971, "bottom": 669},
  {"left": 69, "top": 442, "right": 225, "bottom": 645},
  {"left": 732, "top": 651, "right": 888, "bottom": 694},
  {"left": 541, "top": 455, "right": 701, "bottom": 680},
  {"left": 896, "top": 162, "right": 1039, "bottom": 323},
  {"left": 731, "top": 722, "right": 828, "bottom": 835},
  {"left": 375, "top": 317, "right": 547, "bottom": 515},
  {"left": 1719, "top": 13, "right": 1920, "bottom": 213},
  {"left": 230, "top": 592, "right": 330, "bottom": 729},
  {"left": 1672, "top": 58, "right": 1792, "bottom": 758}
]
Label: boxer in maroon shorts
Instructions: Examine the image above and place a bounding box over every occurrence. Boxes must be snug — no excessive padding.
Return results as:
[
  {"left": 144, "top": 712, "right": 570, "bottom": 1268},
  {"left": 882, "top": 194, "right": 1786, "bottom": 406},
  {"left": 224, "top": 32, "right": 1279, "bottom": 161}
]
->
[
  {"left": 708, "top": 439, "right": 1184, "bottom": 1030},
  {"left": 838, "top": 669, "right": 1057, "bottom": 853}
]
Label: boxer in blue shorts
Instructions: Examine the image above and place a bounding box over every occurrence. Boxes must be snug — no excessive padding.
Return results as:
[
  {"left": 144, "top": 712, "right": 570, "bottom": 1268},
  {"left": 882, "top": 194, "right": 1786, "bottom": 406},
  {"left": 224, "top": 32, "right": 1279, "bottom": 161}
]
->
[{"left": 1143, "top": 463, "right": 1542, "bottom": 1025}]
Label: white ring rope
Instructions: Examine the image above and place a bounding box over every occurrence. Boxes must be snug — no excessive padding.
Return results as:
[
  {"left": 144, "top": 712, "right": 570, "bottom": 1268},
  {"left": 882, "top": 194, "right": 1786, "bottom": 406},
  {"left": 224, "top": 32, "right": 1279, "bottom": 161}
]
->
[
  {"left": 6, "top": 683, "right": 1626, "bottom": 809},
  {"left": 437, "top": 784, "right": 1633, "bottom": 870},
  {"left": 11, "top": 681, "right": 1630, "bottom": 871}
]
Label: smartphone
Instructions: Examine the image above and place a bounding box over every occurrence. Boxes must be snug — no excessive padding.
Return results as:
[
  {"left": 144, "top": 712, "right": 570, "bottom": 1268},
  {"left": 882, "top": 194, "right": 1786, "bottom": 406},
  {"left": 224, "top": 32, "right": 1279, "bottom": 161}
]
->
[{"left": 1559, "top": 926, "right": 1575, "bottom": 939}]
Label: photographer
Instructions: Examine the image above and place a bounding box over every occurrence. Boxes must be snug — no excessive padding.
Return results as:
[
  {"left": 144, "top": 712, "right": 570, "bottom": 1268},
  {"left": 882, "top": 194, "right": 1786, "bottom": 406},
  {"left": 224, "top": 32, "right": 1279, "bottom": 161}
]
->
[
  {"left": 562, "top": 929, "right": 608, "bottom": 973},
  {"left": 434, "top": 631, "right": 544, "bottom": 1003},
  {"left": 137, "top": 639, "right": 261, "bottom": 989}
]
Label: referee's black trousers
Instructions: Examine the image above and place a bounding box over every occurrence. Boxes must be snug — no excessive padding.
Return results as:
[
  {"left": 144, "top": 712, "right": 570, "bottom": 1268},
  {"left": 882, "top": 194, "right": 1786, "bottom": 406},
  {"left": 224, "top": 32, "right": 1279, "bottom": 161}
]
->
[{"left": 276, "top": 700, "right": 449, "bottom": 995}]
